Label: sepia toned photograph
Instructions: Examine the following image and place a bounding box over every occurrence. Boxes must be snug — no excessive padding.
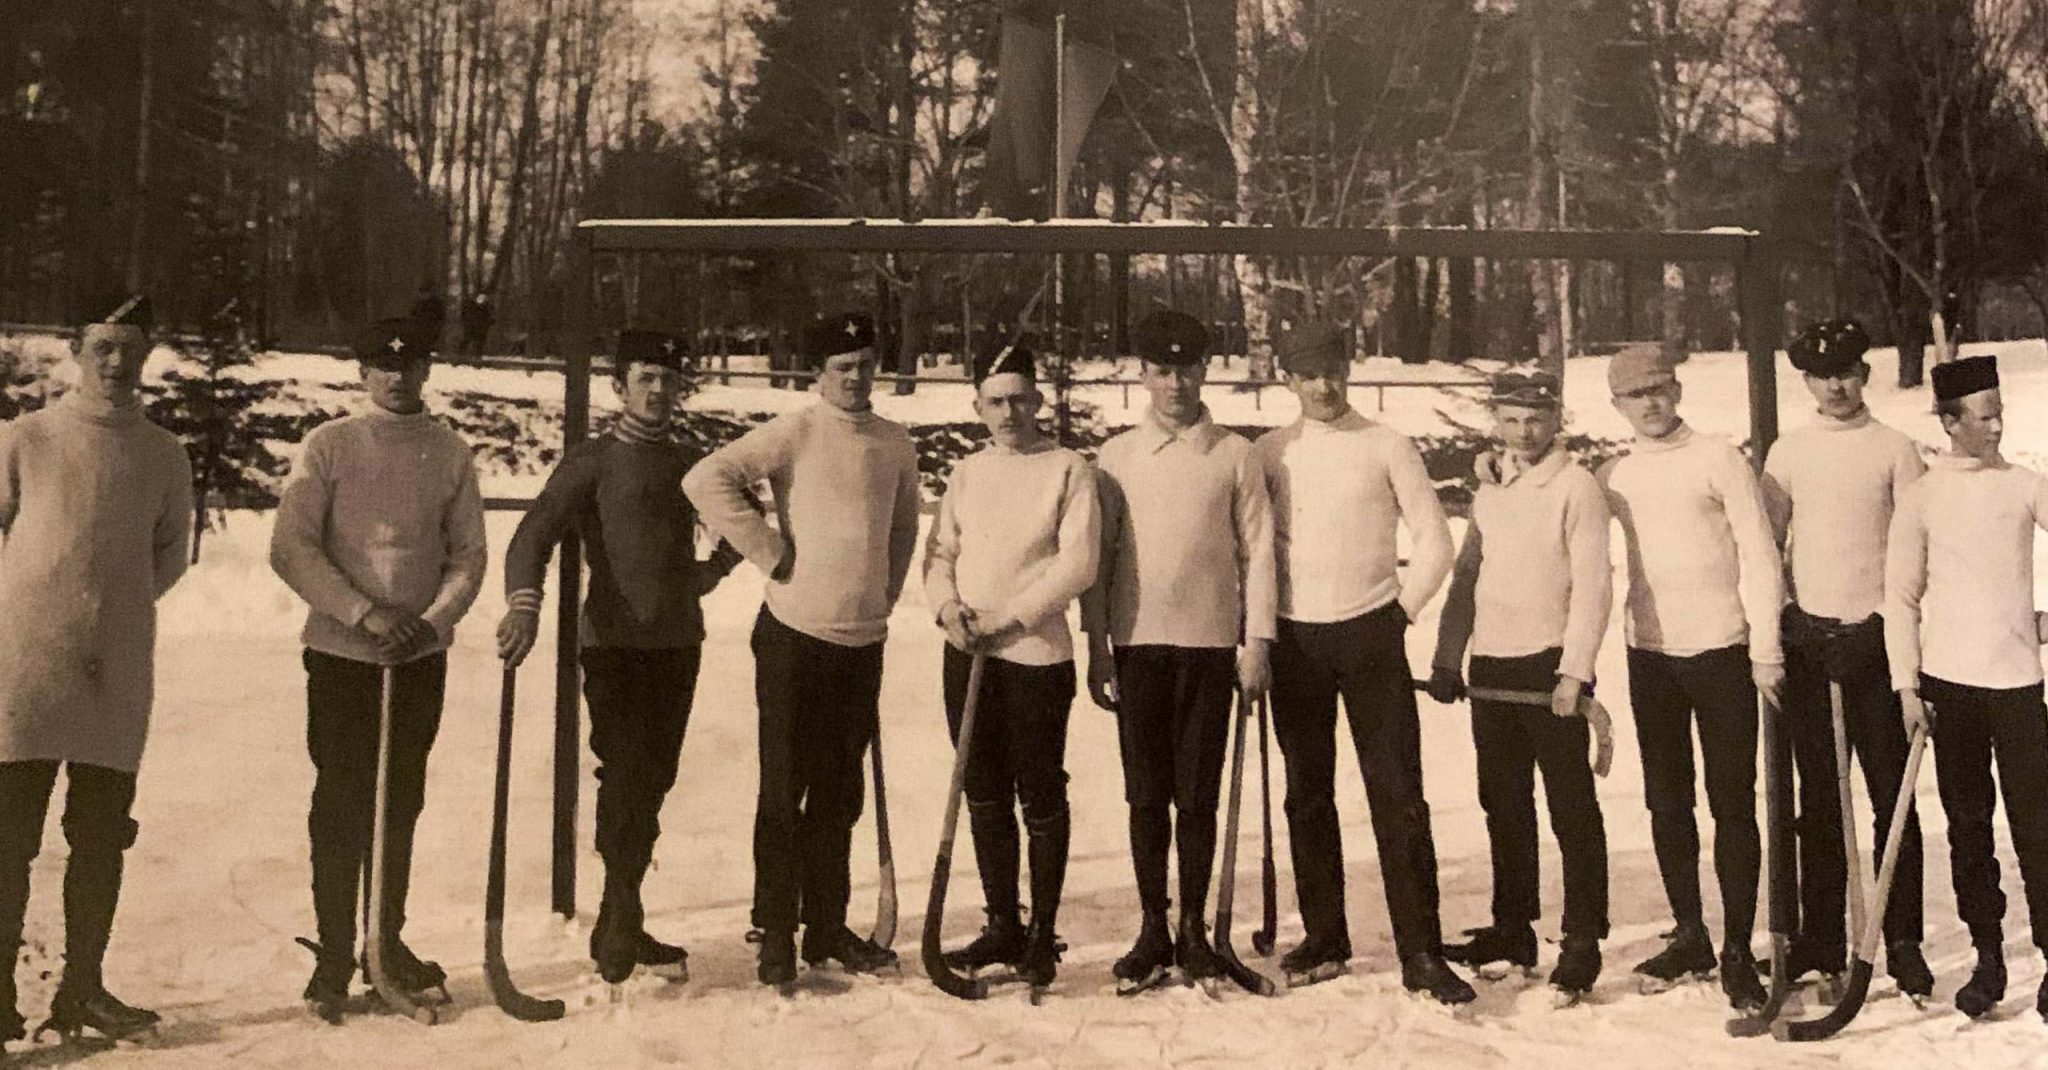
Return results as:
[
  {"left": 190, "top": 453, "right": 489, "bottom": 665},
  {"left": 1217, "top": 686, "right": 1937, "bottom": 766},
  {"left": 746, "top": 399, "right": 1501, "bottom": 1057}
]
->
[{"left": 2, "top": 0, "right": 2047, "bottom": 1065}]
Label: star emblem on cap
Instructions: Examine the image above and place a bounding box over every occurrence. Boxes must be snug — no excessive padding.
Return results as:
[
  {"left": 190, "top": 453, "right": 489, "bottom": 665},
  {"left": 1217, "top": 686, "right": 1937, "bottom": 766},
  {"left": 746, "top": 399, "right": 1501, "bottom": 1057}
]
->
[
  {"left": 387, "top": 337, "right": 406, "bottom": 354},
  {"left": 845, "top": 320, "right": 860, "bottom": 338},
  {"left": 662, "top": 339, "right": 677, "bottom": 355}
]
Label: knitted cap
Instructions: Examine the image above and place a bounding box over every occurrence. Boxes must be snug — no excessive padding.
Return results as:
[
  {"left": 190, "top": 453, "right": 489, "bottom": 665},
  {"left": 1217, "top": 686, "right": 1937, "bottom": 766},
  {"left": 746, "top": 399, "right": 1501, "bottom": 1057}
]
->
[
  {"left": 1276, "top": 321, "right": 1348, "bottom": 376},
  {"left": 1931, "top": 354, "right": 1998, "bottom": 402},
  {"left": 1607, "top": 344, "right": 1676, "bottom": 396},
  {"left": 1132, "top": 311, "right": 1209, "bottom": 367}
]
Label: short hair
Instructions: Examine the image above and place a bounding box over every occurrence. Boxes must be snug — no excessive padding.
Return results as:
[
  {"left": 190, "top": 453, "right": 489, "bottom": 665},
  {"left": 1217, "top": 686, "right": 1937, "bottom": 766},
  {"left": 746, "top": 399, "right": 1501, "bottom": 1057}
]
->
[{"left": 1935, "top": 396, "right": 1964, "bottom": 421}]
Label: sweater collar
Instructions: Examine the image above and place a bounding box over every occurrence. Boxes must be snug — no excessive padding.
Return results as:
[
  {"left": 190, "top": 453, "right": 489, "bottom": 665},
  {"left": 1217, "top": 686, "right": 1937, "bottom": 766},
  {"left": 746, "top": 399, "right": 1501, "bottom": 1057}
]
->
[
  {"left": 1299, "top": 409, "right": 1369, "bottom": 436},
  {"left": 58, "top": 388, "right": 145, "bottom": 428},
  {"left": 1930, "top": 450, "right": 2008, "bottom": 473},
  {"left": 815, "top": 400, "right": 879, "bottom": 428},
  {"left": 613, "top": 411, "right": 670, "bottom": 445},
  {"left": 986, "top": 437, "right": 1056, "bottom": 458},
  {"left": 1480, "top": 441, "right": 1569, "bottom": 488},
  {"left": 359, "top": 403, "right": 435, "bottom": 426},
  {"left": 1133, "top": 405, "right": 1215, "bottom": 452},
  {"left": 1811, "top": 407, "right": 1873, "bottom": 432},
  {"left": 1632, "top": 421, "right": 1696, "bottom": 453}
]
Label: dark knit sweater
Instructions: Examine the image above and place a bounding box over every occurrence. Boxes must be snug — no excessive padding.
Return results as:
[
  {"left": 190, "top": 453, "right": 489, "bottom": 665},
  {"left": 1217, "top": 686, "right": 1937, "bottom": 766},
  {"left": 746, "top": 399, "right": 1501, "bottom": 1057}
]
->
[{"left": 504, "top": 422, "right": 738, "bottom": 649}]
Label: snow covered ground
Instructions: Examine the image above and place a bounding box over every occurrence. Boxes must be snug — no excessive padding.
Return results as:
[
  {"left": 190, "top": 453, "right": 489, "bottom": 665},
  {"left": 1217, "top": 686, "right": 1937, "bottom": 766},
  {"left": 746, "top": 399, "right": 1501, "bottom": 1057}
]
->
[{"left": 9, "top": 338, "right": 2048, "bottom": 1067}]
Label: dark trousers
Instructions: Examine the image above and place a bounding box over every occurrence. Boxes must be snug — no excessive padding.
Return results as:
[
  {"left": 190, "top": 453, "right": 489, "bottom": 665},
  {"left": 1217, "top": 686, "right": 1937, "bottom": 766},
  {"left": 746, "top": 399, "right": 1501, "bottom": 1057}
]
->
[
  {"left": 0, "top": 762, "right": 138, "bottom": 996},
  {"left": 1627, "top": 644, "right": 1760, "bottom": 944},
  {"left": 942, "top": 646, "right": 1074, "bottom": 923},
  {"left": 1112, "top": 644, "right": 1236, "bottom": 922},
  {"left": 1272, "top": 602, "right": 1444, "bottom": 959},
  {"left": 583, "top": 646, "right": 700, "bottom": 883},
  {"left": 304, "top": 649, "right": 445, "bottom": 961},
  {"left": 1922, "top": 675, "right": 2048, "bottom": 952},
  {"left": 1469, "top": 649, "right": 1609, "bottom": 940},
  {"left": 1782, "top": 609, "right": 1923, "bottom": 953},
  {"left": 750, "top": 608, "right": 882, "bottom": 935}
]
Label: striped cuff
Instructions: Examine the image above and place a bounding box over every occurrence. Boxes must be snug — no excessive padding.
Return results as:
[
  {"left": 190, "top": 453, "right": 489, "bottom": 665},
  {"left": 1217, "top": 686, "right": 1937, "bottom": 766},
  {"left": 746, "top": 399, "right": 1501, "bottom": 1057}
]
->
[{"left": 507, "top": 588, "right": 544, "bottom": 615}]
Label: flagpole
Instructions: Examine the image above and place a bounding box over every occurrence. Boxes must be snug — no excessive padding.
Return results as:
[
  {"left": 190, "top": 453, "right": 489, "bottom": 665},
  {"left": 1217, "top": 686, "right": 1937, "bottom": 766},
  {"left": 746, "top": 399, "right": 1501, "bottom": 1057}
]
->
[{"left": 1053, "top": 8, "right": 1071, "bottom": 444}]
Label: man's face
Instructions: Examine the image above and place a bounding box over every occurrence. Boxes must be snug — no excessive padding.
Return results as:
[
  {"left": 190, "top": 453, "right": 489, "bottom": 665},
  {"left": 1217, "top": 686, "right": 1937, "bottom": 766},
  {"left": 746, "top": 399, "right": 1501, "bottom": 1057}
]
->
[
  {"left": 1284, "top": 363, "right": 1352, "bottom": 423},
  {"left": 1491, "top": 402, "right": 1562, "bottom": 463},
  {"left": 1140, "top": 359, "right": 1205, "bottom": 424},
  {"left": 617, "top": 362, "right": 681, "bottom": 426},
  {"left": 1611, "top": 380, "right": 1683, "bottom": 439},
  {"left": 1942, "top": 389, "right": 2003, "bottom": 461},
  {"left": 817, "top": 349, "right": 876, "bottom": 412},
  {"left": 1803, "top": 364, "right": 1869, "bottom": 420},
  {"left": 975, "top": 372, "right": 1043, "bottom": 449},
  {"left": 361, "top": 356, "right": 431, "bottom": 414},
  {"left": 71, "top": 325, "right": 149, "bottom": 404}
]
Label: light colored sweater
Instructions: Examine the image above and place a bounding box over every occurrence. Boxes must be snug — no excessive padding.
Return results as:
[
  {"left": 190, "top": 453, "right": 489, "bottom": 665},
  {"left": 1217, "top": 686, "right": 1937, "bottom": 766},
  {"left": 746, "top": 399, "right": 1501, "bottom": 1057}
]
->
[
  {"left": 0, "top": 391, "right": 193, "bottom": 772},
  {"left": 1255, "top": 410, "right": 1454, "bottom": 624},
  {"left": 1434, "top": 446, "right": 1613, "bottom": 683},
  {"left": 270, "top": 407, "right": 488, "bottom": 664},
  {"left": 923, "top": 441, "right": 1100, "bottom": 666},
  {"left": 1883, "top": 453, "right": 2048, "bottom": 691},
  {"left": 1598, "top": 424, "right": 1784, "bottom": 663},
  {"left": 1081, "top": 408, "right": 1277, "bottom": 649},
  {"left": 683, "top": 403, "right": 920, "bottom": 648},
  {"left": 1762, "top": 410, "right": 1924, "bottom": 621}
]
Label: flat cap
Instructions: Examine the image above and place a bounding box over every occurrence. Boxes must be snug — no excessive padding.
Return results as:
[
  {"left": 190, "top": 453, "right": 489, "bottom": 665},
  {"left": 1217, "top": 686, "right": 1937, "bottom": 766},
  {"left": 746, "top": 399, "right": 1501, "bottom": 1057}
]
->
[
  {"left": 1489, "top": 368, "right": 1562, "bottom": 408},
  {"left": 1132, "top": 311, "right": 1209, "bottom": 366},
  {"left": 354, "top": 316, "right": 438, "bottom": 367},
  {"left": 1276, "top": 321, "right": 1349, "bottom": 376},
  {"left": 1607, "top": 343, "right": 1677, "bottom": 396},
  {"left": 1788, "top": 319, "right": 1871, "bottom": 378}
]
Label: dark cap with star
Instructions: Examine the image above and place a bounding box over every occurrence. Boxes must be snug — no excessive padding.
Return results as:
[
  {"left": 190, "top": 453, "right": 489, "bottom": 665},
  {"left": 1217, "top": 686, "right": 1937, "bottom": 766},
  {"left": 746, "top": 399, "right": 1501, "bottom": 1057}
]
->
[
  {"left": 1276, "top": 321, "right": 1348, "bottom": 376},
  {"left": 1132, "top": 310, "right": 1209, "bottom": 367},
  {"left": 1488, "top": 368, "right": 1563, "bottom": 409},
  {"left": 972, "top": 343, "right": 1036, "bottom": 386},
  {"left": 802, "top": 312, "right": 877, "bottom": 365},
  {"left": 616, "top": 329, "right": 687, "bottom": 373},
  {"left": 353, "top": 317, "right": 437, "bottom": 368},
  {"left": 77, "top": 290, "right": 155, "bottom": 333},
  {"left": 1931, "top": 354, "right": 1999, "bottom": 402},
  {"left": 1788, "top": 319, "right": 1871, "bottom": 378}
]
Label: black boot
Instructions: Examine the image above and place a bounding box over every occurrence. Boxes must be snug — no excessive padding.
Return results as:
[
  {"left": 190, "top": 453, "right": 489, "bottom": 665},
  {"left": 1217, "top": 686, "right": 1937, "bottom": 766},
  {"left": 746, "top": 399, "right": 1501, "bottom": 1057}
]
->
[
  {"left": 1784, "top": 935, "right": 1846, "bottom": 982},
  {"left": 2037, "top": 974, "right": 2048, "bottom": 1021},
  {"left": 1634, "top": 921, "right": 1715, "bottom": 985},
  {"left": 757, "top": 928, "right": 797, "bottom": 988},
  {"left": 591, "top": 863, "right": 646, "bottom": 985},
  {"left": 1955, "top": 945, "right": 2006, "bottom": 1020},
  {"left": 1443, "top": 923, "right": 1538, "bottom": 971},
  {"left": 1176, "top": 914, "right": 1224, "bottom": 982},
  {"left": 1719, "top": 945, "right": 1767, "bottom": 1012},
  {"left": 1018, "top": 917, "right": 1062, "bottom": 988},
  {"left": 366, "top": 939, "right": 448, "bottom": 1003},
  {"left": 299, "top": 940, "right": 354, "bottom": 1026},
  {"left": 942, "top": 910, "right": 1027, "bottom": 972},
  {"left": 1113, "top": 910, "right": 1176, "bottom": 994},
  {"left": 1, "top": 939, "right": 21, "bottom": 1045},
  {"left": 1887, "top": 941, "right": 1933, "bottom": 1000},
  {"left": 37, "top": 984, "right": 159, "bottom": 1042},
  {"left": 50, "top": 832, "right": 155, "bottom": 1039},
  {"left": 635, "top": 930, "right": 689, "bottom": 980},
  {"left": 1551, "top": 935, "right": 1602, "bottom": 996},
  {"left": 801, "top": 925, "right": 898, "bottom": 974},
  {"left": 1279, "top": 932, "right": 1352, "bottom": 986},
  {"left": 1401, "top": 951, "right": 1477, "bottom": 1005}
]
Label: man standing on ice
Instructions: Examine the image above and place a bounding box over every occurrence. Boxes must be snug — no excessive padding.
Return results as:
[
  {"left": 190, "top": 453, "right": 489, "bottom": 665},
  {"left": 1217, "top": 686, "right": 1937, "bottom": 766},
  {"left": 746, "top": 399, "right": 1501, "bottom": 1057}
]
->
[
  {"left": 1255, "top": 322, "right": 1472, "bottom": 1005},
  {"left": 1081, "top": 310, "right": 1276, "bottom": 995},
  {"left": 684, "top": 312, "right": 920, "bottom": 988},
  {"left": 270, "top": 315, "right": 487, "bottom": 1023},
  {"left": 498, "top": 329, "right": 741, "bottom": 987},
  {"left": 1760, "top": 319, "right": 1932, "bottom": 1000},
  {"left": 1428, "top": 368, "right": 1610, "bottom": 1004},
  {"left": 0, "top": 294, "right": 192, "bottom": 1044},
  {"left": 1598, "top": 344, "right": 1782, "bottom": 1010},
  {"left": 924, "top": 344, "right": 1099, "bottom": 991},
  {"left": 1885, "top": 353, "right": 2048, "bottom": 1020}
]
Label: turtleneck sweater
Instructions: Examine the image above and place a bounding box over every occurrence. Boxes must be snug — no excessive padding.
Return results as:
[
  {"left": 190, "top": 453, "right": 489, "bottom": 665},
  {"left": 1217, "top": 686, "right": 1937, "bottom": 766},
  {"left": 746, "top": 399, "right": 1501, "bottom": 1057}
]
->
[
  {"left": 684, "top": 400, "right": 920, "bottom": 648},
  {"left": 1761, "top": 408, "right": 1925, "bottom": 622},
  {"left": 1598, "top": 423, "right": 1784, "bottom": 663},
  {"left": 0, "top": 389, "right": 194, "bottom": 771},
  {"left": 1254, "top": 408, "right": 1454, "bottom": 624},
  {"left": 923, "top": 438, "right": 1100, "bottom": 665},
  {"left": 1884, "top": 452, "right": 2048, "bottom": 691},
  {"left": 270, "top": 404, "right": 488, "bottom": 663}
]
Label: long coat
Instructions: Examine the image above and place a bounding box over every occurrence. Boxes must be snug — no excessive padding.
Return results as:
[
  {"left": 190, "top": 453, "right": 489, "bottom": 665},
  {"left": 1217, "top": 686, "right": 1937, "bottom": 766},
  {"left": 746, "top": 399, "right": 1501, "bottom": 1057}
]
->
[{"left": 0, "top": 390, "right": 193, "bottom": 773}]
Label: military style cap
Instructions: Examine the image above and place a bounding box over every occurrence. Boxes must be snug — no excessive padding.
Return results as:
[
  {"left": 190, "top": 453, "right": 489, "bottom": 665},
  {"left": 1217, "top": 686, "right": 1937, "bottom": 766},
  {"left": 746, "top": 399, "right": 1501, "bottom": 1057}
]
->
[
  {"left": 1276, "top": 321, "right": 1349, "bottom": 377},
  {"left": 1931, "top": 354, "right": 1998, "bottom": 402},
  {"left": 78, "top": 291, "right": 154, "bottom": 333},
  {"left": 354, "top": 317, "right": 437, "bottom": 368},
  {"left": 972, "top": 343, "right": 1036, "bottom": 386},
  {"left": 1132, "top": 310, "right": 1209, "bottom": 367},
  {"left": 1788, "top": 319, "right": 1871, "bottom": 378},
  {"left": 616, "top": 329, "right": 687, "bottom": 372},
  {"left": 1607, "top": 343, "right": 1677, "bottom": 396},
  {"left": 1489, "top": 368, "right": 1562, "bottom": 408},
  {"left": 802, "top": 312, "right": 877, "bottom": 363}
]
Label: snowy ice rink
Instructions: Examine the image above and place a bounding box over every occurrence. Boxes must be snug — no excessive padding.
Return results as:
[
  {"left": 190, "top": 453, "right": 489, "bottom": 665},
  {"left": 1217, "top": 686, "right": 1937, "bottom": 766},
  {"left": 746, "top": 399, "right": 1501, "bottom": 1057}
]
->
[{"left": 9, "top": 340, "right": 2048, "bottom": 1067}]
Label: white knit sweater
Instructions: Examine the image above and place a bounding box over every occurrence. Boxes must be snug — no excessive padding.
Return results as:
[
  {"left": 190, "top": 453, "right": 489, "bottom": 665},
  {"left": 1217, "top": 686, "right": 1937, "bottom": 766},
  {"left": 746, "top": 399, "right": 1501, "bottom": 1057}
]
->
[{"left": 1762, "top": 410, "right": 1924, "bottom": 622}]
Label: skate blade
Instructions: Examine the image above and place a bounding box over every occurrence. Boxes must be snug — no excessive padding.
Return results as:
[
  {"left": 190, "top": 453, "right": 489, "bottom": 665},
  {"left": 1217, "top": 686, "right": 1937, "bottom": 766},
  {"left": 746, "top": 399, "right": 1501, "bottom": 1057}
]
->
[
  {"left": 303, "top": 999, "right": 345, "bottom": 1026},
  {"left": 1114, "top": 967, "right": 1173, "bottom": 997},
  {"left": 1476, "top": 962, "right": 1537, "bottom": 982},
  {"left": 1405, "top": 988, "right": 1477, "bottom": 1020},
  {"left": 1550, "top": 986, "right": 1587, "bottom": 1009},
  {"left": 1284, "top": 962, "right": 1351, "bottom": 988},
  {"left": 1635, "top": 969, "right": 1710, "bottom": 995},
  {"left": 647, "top": 962, "right": 690, "bottom": 984}
]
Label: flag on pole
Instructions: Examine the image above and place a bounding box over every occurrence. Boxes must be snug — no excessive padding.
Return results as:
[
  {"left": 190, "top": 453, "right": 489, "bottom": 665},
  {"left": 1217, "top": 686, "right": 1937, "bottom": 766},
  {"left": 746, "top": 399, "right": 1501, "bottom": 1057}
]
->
[{"left": 982, "top": 1, "right": 1117, "bottom": 221}]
